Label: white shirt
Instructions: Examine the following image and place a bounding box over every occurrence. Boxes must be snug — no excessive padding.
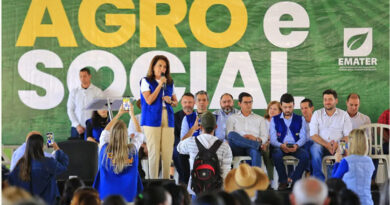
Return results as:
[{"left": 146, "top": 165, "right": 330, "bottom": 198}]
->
[
  {"left": 348, "top": 112, "right": 371, "bottom": 129},
  {"left": 226, "top": 111, "right": 268, "bottom": 143},
  {"left": 128, "top": 114, "right": 146, "bottom": 143},
  {"left": 310, "top": 108, "right": 353, "bottom": 142},
  {"left": 67, "top": 84, "right": 103, "bottom": 127},
  {"left": 177, "top": 133, "right": 233, "bottom": 195}
]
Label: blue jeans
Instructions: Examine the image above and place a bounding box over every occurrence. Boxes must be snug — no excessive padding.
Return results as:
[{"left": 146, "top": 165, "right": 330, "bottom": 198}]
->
[
  {"left": 272, "top": 146, "right": 309, "bottom": 183},
  {"left": 310, "top": 142, "right": 332, "bottom": 181},
  {"left": 304, "top": 140, "right": 313, "bottom": 172},
  {"left": 70, "top": 127, "right": 84, "bottom": 139},
  {"left": 227, "top": 131, "right": 262, "bottom": 167}
]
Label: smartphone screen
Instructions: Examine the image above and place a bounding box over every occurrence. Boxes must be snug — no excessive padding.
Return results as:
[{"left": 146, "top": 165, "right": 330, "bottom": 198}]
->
[
  {"left": 123, "top": 97, "right": 130, "bottom": 111},
  {"left": 287, "top": 143, "right": 294, "bottom": 148},
  {"left": 46, "top": 132, "right": 54, "bottom": 148}
]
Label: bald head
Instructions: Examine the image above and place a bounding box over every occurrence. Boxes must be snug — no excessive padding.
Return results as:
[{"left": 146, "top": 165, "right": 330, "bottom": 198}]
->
[
  {"left": 291, "top": 177, "right": 329, "bottom": 205},
  {"left": 26, "top": 131, "right": 41, "bottom": 141}
]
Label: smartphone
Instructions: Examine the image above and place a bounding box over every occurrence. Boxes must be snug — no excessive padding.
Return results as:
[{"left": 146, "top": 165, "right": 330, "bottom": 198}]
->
[
  {"left": 123, "top": 97, "right": 131, "bottom": 111},
  {"left": 339, "top": 140, "right": 347, "bottom": 155},
  {"left": 46, "top": 132, "right": 54, "bottom": 148},
  {"left": 286, "top": 143, "right": 295, "bottom": 148}
]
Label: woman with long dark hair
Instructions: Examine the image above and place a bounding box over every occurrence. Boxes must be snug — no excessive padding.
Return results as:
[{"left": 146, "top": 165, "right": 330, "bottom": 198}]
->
[
  {"left": 140, "top": 55, "right": 178, "bottom": 179},
  {"left": 85, "top": 110, "right": 109, "bottom": 143},
  {"left": 8, "top": 134, "right": 69, "bottom": 205},
  {"left": 93, "top": 106, "right": 143, "bottom": 202}
]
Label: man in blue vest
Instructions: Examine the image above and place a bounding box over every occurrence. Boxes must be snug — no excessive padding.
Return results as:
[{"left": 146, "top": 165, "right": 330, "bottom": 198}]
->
[
  {"left": 270, "top": 93, "right": 309, "bottom": 190},
  {"left": 179, "top": 90, "right": 209, "bottom": 184}
]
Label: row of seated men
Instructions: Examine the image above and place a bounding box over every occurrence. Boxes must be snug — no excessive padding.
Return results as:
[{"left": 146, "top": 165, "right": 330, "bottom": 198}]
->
[{"left": 68, "top": 87, "right": 389, "bottom": 191}]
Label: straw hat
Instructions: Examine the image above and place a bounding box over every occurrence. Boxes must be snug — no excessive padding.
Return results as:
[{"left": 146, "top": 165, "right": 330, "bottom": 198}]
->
[{"left": 224, "top": 163, "right": 269, "bottom": 197}]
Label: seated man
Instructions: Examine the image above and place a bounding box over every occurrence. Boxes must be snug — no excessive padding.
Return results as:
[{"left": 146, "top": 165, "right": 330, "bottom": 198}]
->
[
  {"left": 177, "top": 111, "right": 232, "bottom": 196},
  {"left": 270, "top": 93, "right": 309, "bottom": 190},
  {"left": 310, "top": 89, "right": 352, "bottom": 181},
  {"left": 226, "top": 92, "right": 268, "bottom": 167},
  {"left": 213, "top": 93, "right": 239, "bottom": 141}
]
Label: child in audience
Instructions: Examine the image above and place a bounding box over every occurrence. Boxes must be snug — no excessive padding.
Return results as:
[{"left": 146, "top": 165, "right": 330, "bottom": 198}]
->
[{"left": 332, "top": 129, "right": 374, "bottom": 205}]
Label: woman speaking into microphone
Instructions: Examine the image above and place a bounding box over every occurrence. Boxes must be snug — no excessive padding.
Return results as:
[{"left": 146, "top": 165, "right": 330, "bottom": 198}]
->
[{"left": 140, "top": 55, "right": 178, "bottom": 179}]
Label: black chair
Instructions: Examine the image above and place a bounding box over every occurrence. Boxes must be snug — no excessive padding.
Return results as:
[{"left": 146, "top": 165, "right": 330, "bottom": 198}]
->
[{"left": 56, "top": 140, "right": 99, "bottom": 185}]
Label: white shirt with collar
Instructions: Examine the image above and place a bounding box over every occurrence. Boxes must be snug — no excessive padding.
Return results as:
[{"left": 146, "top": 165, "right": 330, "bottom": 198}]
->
[
  {"left": 348, "top": 112, "right": 371, "bottom": 129},
  {"left": 226, "top": 111, "right": 268, "bottom": 143},
  {"left": 67, "top": 84, "right": 103, "bottom": 128},
  {"left": 309, "top": 108, "right": 353, "bottom": 142}
]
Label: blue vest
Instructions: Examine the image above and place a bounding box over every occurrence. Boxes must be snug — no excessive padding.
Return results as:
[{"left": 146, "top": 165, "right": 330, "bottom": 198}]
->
[
  {"left": 140, "top": 78, "right": 174, "bottom": 127},
  {"left": 186, "top": 112, "right": 200, "bottom": 137},
  {"left": 84, "top": 119, "right": 107, "bottom": 142},
  {"left": 273, "top": 113, "right": 302, "bottom": 143},
  {"left": 93, "top": 144, "right": 143, "bottom": 202},
  {"left": 343, "top": 155, "right": 374, "bottom": 205}
]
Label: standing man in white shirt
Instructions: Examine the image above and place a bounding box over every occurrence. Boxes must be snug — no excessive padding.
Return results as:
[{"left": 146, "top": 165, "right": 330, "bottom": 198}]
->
[
  {"left": 67, "top": 68, "right": 103, "bottom": 139},
  {"left": 213, "top": 93, "right": 239, "bottom": 141},
  {"left": 345, "top": 93, "right": 371, "bottom": 129},
  {"left": 310, "top": 89, "right": 352, "bottom": 181},
  {"left": 226, "top": 92, "right": 268, "bottom": 167}
]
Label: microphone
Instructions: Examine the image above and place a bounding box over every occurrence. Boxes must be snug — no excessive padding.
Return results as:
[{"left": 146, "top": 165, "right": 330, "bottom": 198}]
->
[{"left": 161, "top": 72, "right": 166, "bottom": 90}]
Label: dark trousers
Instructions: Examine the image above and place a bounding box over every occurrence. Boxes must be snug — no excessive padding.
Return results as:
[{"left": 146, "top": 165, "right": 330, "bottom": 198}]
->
[
  {"left": 70, "top": 127, "right": 84, "bottom": 139},
  {"left": 173, "top": 145, "right": 189, "bottom": 184},
  {"left": 272, "top": 147, "right": 309, "bottom": 183}
]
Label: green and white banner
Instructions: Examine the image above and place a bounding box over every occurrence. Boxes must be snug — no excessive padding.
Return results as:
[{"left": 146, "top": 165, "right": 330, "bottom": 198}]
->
[{"left": 2, "top": 0, "right": 389, "bottom": 144}]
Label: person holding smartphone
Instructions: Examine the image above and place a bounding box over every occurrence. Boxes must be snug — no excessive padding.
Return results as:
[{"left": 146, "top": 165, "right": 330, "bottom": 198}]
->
[
  {"left": 270, "top": 93, "right": 309, "bottom": 191},
  {"left": 8, "top": 134, "right": 69, "bottom": 205},
  {"left": 140, "top": 55, "right": 178, "bottom": 179}
]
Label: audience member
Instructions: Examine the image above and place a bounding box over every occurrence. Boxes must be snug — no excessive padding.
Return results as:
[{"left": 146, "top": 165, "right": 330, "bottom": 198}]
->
[
  {"left": 337, "top": 189, "right": 361, "bottom": 205},
  {"left": 310, "top": 89, "right": 352, "bottom": 181},
  {"left": 2, "top": 186, "right": 33, "bottom": 205},
  {"left": 230, "top": 189, "right": 251, "bottom": 205},
  {"left": 289, "top": 177, "right": 330, "bottom": 205},
  {"left": 59, "top": 177, "right": 85, "bottom": 205},
  {"left": 193, "top": 192, "right": 224, "bottom": 205},
  {"left": 70, "top": 187, "right": 100, "bottom": 205},
  {"left": 10, "top": 131, "right": 52, "bottom": 171},
  {"left": 173, "top": 92, "right": 195, "bottom": 184},
  {"left": 140, "top": 55, "right": 178, "bottom": 179},
  {"left": 8, "top": 134, "right": 69, "bottom": 205},
  {"left": 67, "top": 67, "right": 103, "bottom": 139},
  {"left": 85, "top": 110, "right": 109, "bottom": 143},
  {"left": 224, "top": 163, "right": 269, "bottom": 198},
  {"left": 215, "top": 190, "right": 236, "bottom": 205},
  {"left": 213, "top": 93, "right": 239, "bottom": 141},
  {"left": 270, "top": 93, "right": 309, "bottom": 190},
  {"left": 93, "top": 106, "right": 143, "bottom": 202},
  {"left": 102, "top": 195, "right": 127, "bottom": 205},
  {"left": 227, "top": 92, "right": 268, "bottom": 167},
  {"left": 332, "top": 129, "right": 374, "bottom": 205},
  {"left": 325, "top": 178, "right": 346, "bottom": 193},
  {"left": 263, "top": 101, "right": 282, "bottom": 183},
  {"left": 163, "top": 183, "right": 190, "bottom": 205},
  {"left": 255, "top": 190, "right": 284, "bottom": 205},
  {"left": 177, "top": 111, "right": 232, "bottom": 195},
  {"left": 346, "top": 93, "right": 371, "bottom": 129},
  {"left": 135, "top": 186, "right": 172, "bottom": 205}
]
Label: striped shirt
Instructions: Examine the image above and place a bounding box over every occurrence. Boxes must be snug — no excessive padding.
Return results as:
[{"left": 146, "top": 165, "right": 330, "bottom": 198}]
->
[{"left": 177, "top": 133, "right": 233, "bottom": 195}]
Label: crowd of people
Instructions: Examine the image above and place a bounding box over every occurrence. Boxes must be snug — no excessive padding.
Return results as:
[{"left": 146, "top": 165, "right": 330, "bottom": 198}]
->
[{"left": 3, "top": 55, "right": 390, "bottom": 205}]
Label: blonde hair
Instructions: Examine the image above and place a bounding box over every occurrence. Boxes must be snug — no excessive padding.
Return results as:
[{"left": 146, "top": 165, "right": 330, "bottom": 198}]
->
[
  {"left": 105, "top": 120, "right": 135, "bottom": 174},
  {"left": 348, "top": 129, "right": 368, "bottom": 156},
  {"left": 2, "top": 186, "right": 32, "bottom": 205},
  {"left": 264, "top": 101, "right": 282, "bottom": 120}
]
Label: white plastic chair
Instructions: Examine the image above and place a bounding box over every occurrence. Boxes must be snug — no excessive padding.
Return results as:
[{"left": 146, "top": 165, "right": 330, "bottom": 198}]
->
[
  {"left": 359, "top": 123, "right": 390, "bottom": 180},
  {"left": 322, "top": 155, "right": 336, "bottom": 180},
  {"left": 232, "top": 156, "right": 252, "bottom": 168}
]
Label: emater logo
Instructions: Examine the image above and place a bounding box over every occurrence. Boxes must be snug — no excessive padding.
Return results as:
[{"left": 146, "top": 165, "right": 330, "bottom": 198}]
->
[{"left": 338, "top": 28, "right": 377, "bottom": 71}]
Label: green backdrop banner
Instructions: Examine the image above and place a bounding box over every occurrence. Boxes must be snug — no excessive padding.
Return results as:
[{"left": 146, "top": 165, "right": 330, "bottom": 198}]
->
[{"left": 2, "top": 0, "right": 389, "bottom": 144}]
